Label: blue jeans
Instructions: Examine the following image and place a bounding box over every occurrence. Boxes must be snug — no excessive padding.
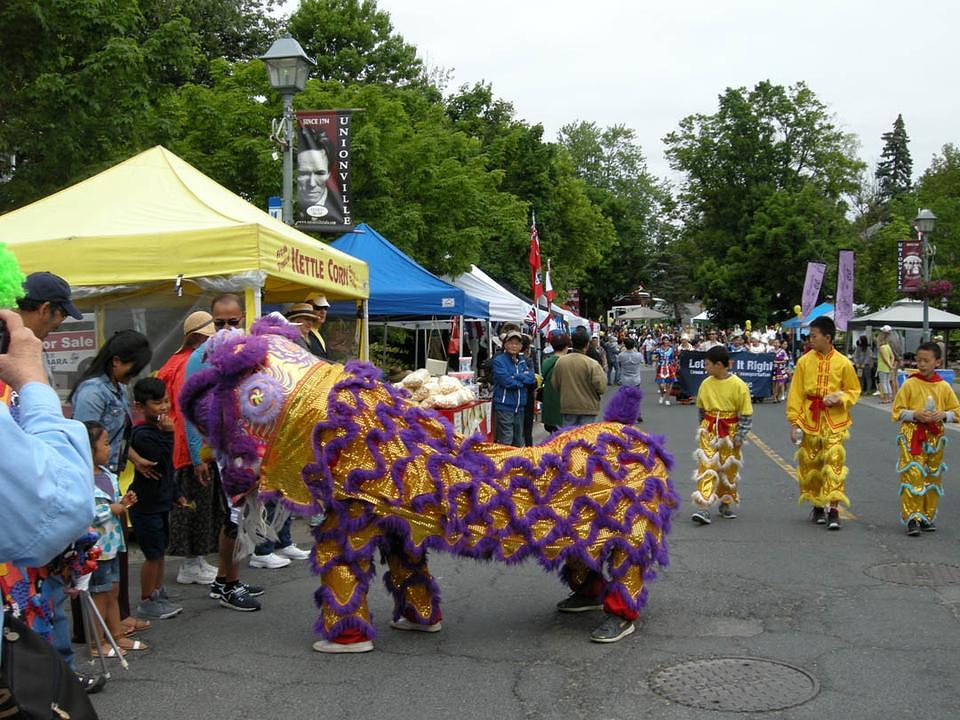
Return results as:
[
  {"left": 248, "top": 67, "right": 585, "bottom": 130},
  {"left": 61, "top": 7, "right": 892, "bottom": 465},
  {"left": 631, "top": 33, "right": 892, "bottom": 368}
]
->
[
  {"left": 495, "top": 409, "right": 524, "bottom": 447},
  {"left": 47, "top": 575, "right": 75, "bottom": 671},
  {"left": 607, "top": 363, "right": 621, "bottom": 385},
  {"left": 561, "top": 413, "right": 595, "bottom": 427},
  {"left": 255, "top": 502, "right": 293, "bottom": 555}
]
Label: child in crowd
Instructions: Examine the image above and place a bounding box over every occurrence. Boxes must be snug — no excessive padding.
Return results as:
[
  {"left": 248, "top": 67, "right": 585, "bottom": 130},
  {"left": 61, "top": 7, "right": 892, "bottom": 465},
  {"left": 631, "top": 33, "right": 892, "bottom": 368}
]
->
[
  {"left": 129, "top": 377, "right": 185, "bottom": 620},
  {"left": 891, "top": 342, "right": 960, "bottom": 536},
  {"left": 771, "top": 338, "right": 789, "bottom": 403},
  {"left": 653, "top": 335, "right": 677, "bottom": 405},
  {"left": 691, "top": 346, "right": 753, "bottom": 524},
  {"left": 85, "top": 421, "right": 145, "bottom": 655}
]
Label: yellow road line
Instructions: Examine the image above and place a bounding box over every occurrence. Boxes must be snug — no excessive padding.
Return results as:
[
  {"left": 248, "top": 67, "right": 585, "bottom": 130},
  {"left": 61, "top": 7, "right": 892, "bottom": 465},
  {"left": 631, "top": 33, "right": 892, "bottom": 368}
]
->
[{"left": 746, "top": 432, "right": 856, "bottom": 520}]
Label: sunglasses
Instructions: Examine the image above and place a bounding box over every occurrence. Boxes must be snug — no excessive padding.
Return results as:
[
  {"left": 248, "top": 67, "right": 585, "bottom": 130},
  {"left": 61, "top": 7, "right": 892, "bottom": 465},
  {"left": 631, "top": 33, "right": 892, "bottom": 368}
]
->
[{"left": 213, "top": 317, "right": 243, "bottom": 329}]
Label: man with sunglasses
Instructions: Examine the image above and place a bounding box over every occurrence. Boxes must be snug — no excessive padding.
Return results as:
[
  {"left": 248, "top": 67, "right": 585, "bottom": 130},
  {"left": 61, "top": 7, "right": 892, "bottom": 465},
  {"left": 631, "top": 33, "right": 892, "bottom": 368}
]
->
[{"left": 184, "top": 294, "right": 263, "bottom": 611}]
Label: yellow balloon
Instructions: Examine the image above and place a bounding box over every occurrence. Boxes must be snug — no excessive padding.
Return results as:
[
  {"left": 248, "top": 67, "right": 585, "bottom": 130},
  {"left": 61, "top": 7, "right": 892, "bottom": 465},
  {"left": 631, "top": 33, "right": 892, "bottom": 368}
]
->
[
  {"left": 794, "top": 304, "right": 802, "bottom": 318},
  {"left": 745, "top": 320, "right": 752, "bottom": 331}
]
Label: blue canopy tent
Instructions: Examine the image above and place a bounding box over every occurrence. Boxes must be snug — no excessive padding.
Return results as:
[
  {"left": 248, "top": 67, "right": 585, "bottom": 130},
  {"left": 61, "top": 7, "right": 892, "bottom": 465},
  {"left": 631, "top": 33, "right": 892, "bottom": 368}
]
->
[
  {"left": 329, "top": 224, "right": 490, "bottom": 367},
  {"left": 329, "top": 224, "right": 489, "bottom": 318},
  {"left": 782, "top": 302, "right": 834, "bottom": 330}
]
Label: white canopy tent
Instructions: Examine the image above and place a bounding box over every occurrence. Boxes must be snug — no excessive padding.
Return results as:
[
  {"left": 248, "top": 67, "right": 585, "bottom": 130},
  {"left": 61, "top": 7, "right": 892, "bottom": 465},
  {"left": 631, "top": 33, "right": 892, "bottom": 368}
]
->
[
  {"left": 848, "top": 299, "right": 960, "bottom": 329},
  {"left": 444, "top": 265, "right": 533, "bottom": 323}
]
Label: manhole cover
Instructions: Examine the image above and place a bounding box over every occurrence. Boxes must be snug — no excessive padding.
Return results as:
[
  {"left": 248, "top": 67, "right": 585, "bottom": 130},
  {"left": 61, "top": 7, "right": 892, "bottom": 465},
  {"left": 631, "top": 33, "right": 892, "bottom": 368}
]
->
[
  {"left": 649, "top": 656, "right": 819, "bottom": 712},
  {"left": 865, "top": 562, "right": 960, "bottom": 586}
]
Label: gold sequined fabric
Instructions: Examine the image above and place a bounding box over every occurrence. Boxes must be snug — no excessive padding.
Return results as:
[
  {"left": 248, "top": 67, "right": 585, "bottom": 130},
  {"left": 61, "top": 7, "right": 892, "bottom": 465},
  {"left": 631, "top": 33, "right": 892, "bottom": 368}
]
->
[{"left": 897, "top": 423, "right": 946, "bottom": 523}]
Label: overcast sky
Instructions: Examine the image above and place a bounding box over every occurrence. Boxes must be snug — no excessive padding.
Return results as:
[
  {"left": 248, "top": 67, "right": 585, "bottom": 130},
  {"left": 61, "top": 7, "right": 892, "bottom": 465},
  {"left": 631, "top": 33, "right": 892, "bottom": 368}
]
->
[{"left": 284, "top": 0, "right": 957, "bottom": 184}]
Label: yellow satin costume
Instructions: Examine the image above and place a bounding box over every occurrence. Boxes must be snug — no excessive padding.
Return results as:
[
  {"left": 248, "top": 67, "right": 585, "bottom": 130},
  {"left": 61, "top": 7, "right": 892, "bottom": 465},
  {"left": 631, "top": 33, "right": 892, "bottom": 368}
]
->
[
  {"left": 786, "top": 349, "right": 861, "bottom": 508},
  {"left": 693, "top": 375, "right": 752, "bottom": 508},
  {"left": 891, "top": 374, "right": 960, "bottom": 525}
]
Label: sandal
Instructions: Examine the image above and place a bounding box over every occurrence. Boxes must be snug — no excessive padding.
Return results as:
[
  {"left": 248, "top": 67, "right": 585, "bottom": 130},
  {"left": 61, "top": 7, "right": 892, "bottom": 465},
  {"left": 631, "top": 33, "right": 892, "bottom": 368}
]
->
[
  {"left": 90, "top": 646, "right": 127, "bottom": 659},
  {"left": 118, "top": 639, "right": 149, "bottom": 652},
  {"left": 122, "top": 618, "right": 151, "bottom": 632}
]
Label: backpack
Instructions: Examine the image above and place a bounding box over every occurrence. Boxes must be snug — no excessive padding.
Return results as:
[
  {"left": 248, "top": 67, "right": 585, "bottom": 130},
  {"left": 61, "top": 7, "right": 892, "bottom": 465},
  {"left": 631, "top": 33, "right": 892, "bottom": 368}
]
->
[{"left": 0, "top": 612, "right": 99, "bottom": 719}]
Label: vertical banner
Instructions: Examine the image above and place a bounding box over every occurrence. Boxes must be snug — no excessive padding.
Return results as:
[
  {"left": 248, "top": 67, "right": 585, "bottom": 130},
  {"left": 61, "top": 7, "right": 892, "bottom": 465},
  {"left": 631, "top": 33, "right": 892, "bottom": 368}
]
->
[
  {"left": 801, "top": 262, "right": 827, "bottom": 319},
  {"left": 567, "top": 288, "right": 580, "bottom": 315},
  {"left": 834, "top": 250, "right": 855, "bottom": 331},
  {"left": 294, "top": 110, "right": 353, "bottom": 232},
  {"left": 897, "top": 240, "right": 923, "bottom": 293}
]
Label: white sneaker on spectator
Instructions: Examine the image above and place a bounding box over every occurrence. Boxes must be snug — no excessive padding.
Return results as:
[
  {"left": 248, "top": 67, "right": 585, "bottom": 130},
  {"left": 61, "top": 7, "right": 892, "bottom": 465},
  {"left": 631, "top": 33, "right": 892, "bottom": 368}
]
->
[
  {"left": 198, "top": 557, "right": 219, "bottom": 575},
  {"left": 249, "top": 552, "right": 291, "bottom": 569},
  {"left": 177, "top": 561, "right": 217, "bottom": 585},
  {"left": 275, "top": 544, "right": 310, "bottom": 561}
]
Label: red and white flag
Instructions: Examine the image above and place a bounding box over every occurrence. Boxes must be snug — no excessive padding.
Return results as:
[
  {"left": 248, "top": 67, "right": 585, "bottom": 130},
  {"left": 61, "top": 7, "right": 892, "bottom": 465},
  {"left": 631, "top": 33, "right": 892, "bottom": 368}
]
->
[
  {"left": 544, "top": 258, "right": 555, "bottom": 304},
  {"left": 529, "top": 211, "right": 542, "bottom": 302}
]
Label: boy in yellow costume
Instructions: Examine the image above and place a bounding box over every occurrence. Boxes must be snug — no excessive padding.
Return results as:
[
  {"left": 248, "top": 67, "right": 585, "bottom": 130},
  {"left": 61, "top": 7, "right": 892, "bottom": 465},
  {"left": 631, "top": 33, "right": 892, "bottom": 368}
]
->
[
  {"left": 786, "top": 317, "right": 861, "bottom": 530},
  {"left": 691, "top": 346, "right": 753, "bottom": 524},
  {"left": 891, "top": 342, "right": 959, "bottom": 536}
]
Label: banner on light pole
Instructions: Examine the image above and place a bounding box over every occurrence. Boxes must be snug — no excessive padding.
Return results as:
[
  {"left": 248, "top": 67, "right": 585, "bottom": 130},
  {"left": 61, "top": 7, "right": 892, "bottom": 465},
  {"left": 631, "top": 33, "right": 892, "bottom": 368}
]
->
[
  {"left": 897, "top": 240, "right": 923, "bottom": 293},
  {"left": 834, "top": 250, "right": 855, "bottom": 331},
  {"left": 294, "top": 110, "right": 353, "bottom": 232},
  {"left": 801, "top": 262, "right": 827, "bottom": 319}
]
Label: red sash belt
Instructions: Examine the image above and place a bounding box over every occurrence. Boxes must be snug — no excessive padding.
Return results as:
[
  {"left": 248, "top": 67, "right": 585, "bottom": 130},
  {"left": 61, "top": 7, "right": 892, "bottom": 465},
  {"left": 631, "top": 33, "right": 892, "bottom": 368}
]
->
[
  {"left": 704, "top": 414, "right": 734, "bottom": 437},
  {"left": 910, "top": 422, "right": 942, "bottom": 455},
  {"left": 807, "top": 395, "right": 827, "bottom": 425}
]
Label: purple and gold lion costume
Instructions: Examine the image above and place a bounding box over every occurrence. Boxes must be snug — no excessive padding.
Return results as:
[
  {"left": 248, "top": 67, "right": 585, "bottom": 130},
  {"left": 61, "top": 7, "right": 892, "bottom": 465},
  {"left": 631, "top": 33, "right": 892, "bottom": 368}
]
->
[{"left": 182, "top": 317, "right": 677, "bottom": 650}]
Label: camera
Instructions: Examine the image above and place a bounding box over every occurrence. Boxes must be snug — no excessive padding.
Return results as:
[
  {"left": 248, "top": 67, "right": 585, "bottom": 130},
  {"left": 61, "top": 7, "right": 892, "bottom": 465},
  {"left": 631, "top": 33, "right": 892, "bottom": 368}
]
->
[{"left": 0, "top": 318, "right": 8, "bottom": 354}]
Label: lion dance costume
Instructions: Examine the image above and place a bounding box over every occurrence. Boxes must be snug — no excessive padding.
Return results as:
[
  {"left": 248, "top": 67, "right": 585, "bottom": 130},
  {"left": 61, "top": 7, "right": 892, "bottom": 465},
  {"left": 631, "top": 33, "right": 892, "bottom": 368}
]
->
[
  {"left": 786, "top": 348, "right": 860, "bottom": 509},
  {"left": 891, "top": 372, "right": 960, "bottom": 528},
  {"left": 182, "top": 318, "right": 677, "bottom": 651}
]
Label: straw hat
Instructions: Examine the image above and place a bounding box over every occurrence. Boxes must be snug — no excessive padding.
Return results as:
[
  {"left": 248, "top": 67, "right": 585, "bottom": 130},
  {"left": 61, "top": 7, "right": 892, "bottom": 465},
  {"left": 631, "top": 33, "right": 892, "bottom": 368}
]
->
[
  {"left": 183, "top": 311, "right": 215, "bottom": 339},
  {"left": 286, "top": 302, "right": 318, "bottom": 321}
]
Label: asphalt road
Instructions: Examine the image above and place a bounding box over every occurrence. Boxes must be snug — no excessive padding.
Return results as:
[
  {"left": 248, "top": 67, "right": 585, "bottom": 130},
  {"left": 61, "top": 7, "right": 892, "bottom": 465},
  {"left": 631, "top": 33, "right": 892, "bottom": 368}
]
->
[{"left": 89, "top": 379, "right": 960, "bottom": 719}]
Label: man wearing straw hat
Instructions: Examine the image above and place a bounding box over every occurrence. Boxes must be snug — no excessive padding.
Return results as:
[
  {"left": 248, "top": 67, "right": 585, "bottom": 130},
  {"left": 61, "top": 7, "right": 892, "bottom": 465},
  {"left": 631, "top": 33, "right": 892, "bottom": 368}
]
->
[{"left": 287, "top": 299, "right": 328, "bottom": 359}]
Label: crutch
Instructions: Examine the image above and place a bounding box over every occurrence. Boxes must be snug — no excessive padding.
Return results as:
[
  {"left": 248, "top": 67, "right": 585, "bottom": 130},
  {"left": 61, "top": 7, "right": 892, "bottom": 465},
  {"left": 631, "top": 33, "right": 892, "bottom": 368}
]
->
[{"left": 79, "top": 590, "right": 128, "bottom": 672}]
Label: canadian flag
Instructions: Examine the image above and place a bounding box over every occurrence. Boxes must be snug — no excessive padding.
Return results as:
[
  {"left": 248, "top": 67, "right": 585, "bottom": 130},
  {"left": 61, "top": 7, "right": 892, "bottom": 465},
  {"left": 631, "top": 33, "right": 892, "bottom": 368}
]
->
[{"left": 529, "top": 211, "right": 542, "bottom": 303}]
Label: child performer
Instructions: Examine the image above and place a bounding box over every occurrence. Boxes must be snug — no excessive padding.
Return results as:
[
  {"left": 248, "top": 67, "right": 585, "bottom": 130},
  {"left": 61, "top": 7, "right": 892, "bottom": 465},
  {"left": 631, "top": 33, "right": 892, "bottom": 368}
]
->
[
  {"left": 891, "top": 342, "right": 959, "bottom": 536},
  {"left": 85, "top": 421, "right": 145, "bottom": 655},
  {"left": 691, "top": 346, "right": 753, "bottom": 524},
  {"left": 654, "top": 335, "right": 677, "bottom": 405},
  {"left": 786, "top": 317, "right": 861, "bottom": 530},
  {"left": 772, "top": 339, "right": 789, "bottom": 403}
]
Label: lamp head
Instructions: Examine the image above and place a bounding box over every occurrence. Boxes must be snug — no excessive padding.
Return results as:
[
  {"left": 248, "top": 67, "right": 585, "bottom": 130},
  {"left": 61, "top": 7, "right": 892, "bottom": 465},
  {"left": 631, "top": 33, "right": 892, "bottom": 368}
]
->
[{"left": 260, "top": 35, "right": 315, "bottom": 94}]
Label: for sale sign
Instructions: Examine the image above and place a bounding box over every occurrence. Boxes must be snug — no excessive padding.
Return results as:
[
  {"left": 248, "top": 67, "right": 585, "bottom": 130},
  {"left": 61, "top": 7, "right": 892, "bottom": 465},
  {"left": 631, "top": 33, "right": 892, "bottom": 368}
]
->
[{"left": 44, "top": 314, "right": 97, "bottom": 372}]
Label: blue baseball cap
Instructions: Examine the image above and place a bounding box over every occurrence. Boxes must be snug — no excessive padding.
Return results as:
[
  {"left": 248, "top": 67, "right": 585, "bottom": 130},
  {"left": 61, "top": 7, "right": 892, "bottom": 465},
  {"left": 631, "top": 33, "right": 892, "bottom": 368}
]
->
[{"left": 22, "top": 272, "right": 83, "bottom": 319}]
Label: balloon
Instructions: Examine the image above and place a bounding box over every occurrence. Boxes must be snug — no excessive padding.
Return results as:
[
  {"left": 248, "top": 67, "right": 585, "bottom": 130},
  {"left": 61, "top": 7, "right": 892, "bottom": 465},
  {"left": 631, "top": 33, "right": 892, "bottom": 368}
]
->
[
  {"left": 794, "top": 304, "right": 803, "bottom": 318},
  {"left": 745, "top": 320, "right": 752, "bottom": 331}
]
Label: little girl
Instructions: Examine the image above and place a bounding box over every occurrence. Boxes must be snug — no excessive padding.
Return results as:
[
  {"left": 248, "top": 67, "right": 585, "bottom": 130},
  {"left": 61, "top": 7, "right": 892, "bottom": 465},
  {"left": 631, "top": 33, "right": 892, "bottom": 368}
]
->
[
  {"left": 772, "top": 339, "right": 790, "bottom": 403},
  {"left": 85, "top": 421, "right": 146, "bottom": 656}
]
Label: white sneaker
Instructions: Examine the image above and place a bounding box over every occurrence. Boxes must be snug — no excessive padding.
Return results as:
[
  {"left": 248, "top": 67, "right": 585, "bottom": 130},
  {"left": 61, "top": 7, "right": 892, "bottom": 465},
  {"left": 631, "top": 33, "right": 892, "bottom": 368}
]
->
[
  {"left": 312, "top": 639, "right": 374, "bottom": 654},
  {"left": 658, "top": 396, "right": 664, "bottom": 405},
  {"left": 177, "top": 562, "right": 218, "bottom": 585},
  {"left": 275, "top": 544, "right": 311, "bottom": 561},
  {"left": 665, "top": 399, "right": 671, "bottom": 406},
  {"left": 198, "top": 557, "right": 219, "bottom": 575},
  {"left": 390, "top": 617, "right": 442, "bottom": 633},
  {"left": 248, "top": 552, "right": 291, "bottom": 570}
]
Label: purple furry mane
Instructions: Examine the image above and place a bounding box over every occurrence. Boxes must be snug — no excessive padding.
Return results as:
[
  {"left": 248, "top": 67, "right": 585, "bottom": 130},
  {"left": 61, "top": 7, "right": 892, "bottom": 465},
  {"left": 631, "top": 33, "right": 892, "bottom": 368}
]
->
[
  {"left": 603, "top": 386, "right": 644, "bottom": 424},
  {"left": 251, "top": 314, "right": 302, "bottom": 342}
]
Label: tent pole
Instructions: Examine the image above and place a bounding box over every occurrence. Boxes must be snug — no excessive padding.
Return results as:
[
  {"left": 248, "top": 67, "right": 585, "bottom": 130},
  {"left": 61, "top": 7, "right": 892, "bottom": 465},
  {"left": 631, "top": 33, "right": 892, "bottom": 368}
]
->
[
  {"left": 415, "top": 327, "right": 419, "bottom": 369},
  {"left": 361, "top": 299, "right": 369, "bottom": 362},
  {"left": 244, "top": 288, "right": 261, "bottom": 329},
  {"left": 458, "top": 315, "right": 464, "bottom": 366},
  {"left": 382, "top": 321, "right": 388, "bottom": 366}
]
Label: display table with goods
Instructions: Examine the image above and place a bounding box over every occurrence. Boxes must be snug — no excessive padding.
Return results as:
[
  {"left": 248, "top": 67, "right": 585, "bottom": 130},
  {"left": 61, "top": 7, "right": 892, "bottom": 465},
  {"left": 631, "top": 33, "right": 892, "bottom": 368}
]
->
[{"left": 395, "top": 368, "right": 493, "bottom": 441}]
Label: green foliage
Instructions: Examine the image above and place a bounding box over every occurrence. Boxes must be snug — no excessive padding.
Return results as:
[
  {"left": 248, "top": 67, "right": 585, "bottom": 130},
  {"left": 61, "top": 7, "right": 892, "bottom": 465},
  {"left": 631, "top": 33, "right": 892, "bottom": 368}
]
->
[
  {"left": 287, "top": 0, "right": 424, "bottom": 86},
  {"left": 0, "top": 0, "right": 197, "bottom": 210},
  {"left": 917, "top": 145, "right": 960, "bottom": 313},
  {"left": 664, "top": 80, "right": 864, "bottom": 325},
  {"left": 875, "top": 114, "right": 913, "bottom": 205}
]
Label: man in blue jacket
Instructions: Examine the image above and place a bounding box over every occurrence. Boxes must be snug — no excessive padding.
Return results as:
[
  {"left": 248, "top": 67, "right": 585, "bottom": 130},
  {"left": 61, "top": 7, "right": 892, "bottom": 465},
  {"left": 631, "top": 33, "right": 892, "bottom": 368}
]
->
[{"left": 492, "top": 329, "right": 536, "bottom": 447}]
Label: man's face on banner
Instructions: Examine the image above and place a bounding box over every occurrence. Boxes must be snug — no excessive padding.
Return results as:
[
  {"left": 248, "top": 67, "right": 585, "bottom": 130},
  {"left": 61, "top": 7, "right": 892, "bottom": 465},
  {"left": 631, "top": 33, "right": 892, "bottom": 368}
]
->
[
  {"left": 903, "top": 253, "right": 922, "bottom": 278},
  {"left": 297, "top": 148, "right": 331, "bottom": 213}
]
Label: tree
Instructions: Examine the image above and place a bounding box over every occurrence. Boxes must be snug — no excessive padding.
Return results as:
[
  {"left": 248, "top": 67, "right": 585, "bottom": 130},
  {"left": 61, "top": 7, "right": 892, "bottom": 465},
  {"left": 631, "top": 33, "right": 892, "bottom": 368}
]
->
[
  {"left": 286, "top": 0, "right": 424, "bottom": 86},
  {"left": 875, "top": 113, "right": 913, "bottom": 204},
  {"left": 557, "top": 121, "right": 673, "bottom": 312},
  {"left": 0, "top": 0, "right": 197, "bottom": 210},
  {"left": 663, "top": 80, "right": 864, "bottom": 324}
]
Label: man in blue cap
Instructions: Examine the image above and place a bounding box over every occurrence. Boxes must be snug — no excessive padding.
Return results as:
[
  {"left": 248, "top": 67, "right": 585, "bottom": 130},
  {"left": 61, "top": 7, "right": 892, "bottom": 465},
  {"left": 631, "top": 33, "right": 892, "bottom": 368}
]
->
[{"left": 15, "top": 271, "right": 83, "bottom": 342}]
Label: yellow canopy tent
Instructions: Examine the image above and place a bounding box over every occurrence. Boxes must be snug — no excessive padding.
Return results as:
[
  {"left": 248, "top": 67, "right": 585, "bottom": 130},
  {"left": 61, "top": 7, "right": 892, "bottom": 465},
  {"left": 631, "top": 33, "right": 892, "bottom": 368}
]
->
[{"left": 0, "top": 145, "right": 370, "bottom": 394}]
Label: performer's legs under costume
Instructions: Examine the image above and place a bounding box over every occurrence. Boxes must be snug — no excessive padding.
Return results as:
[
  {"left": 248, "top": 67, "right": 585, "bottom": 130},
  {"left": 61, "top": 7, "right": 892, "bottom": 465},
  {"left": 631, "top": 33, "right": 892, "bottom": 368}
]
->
[
  {"left": 897, "top": 425, "right": 945, "bottom": 525},
  {"left": 382, "top": 535, "right": 442, "bottom": 626},
  {"left": 692, "top": 416, "right": 741, "bottom": 508},
  {"left": 562, "top": 558, "right": 642, "bottom": 622},
  {"left": 796, "top": 430, "right": 850, "bottom": 508}
]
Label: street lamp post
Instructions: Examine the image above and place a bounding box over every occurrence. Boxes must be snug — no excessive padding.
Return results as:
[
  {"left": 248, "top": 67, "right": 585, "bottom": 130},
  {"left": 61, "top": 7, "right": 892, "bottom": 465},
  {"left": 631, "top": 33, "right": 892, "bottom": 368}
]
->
[
  {"left": 259, "top": 35, "right": 316, "bottom": 225},
  {"left": 915, "top": 209, "right": 937, "bottom": 341}
]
